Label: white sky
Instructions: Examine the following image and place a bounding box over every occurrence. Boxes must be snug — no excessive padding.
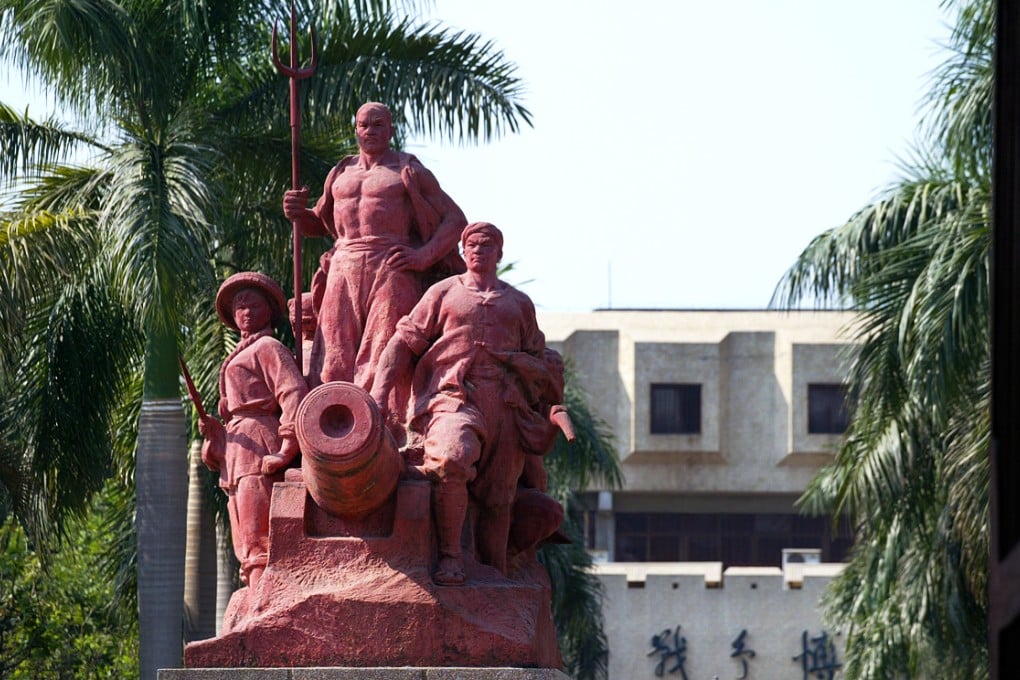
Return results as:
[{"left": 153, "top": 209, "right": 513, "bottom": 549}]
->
[
  {"left": 408, "top": 0, "right": 952, "bottom": 311},
  {"left": 2, "top": 1, "right": 952, "bottom": 311}
]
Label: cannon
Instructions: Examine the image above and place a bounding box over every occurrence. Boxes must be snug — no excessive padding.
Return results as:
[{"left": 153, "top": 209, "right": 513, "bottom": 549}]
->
[{"left": 294, "top": 381, "right": 402, "bottom": 519}]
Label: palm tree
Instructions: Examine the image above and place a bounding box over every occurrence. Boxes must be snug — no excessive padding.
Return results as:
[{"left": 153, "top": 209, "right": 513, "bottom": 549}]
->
[
  {"left": 772, "top": 0, "right": 992, "bottom": 676},
  {"left": 541, "top": 361, "right": 622, "bottom": 680},
  {"left": 1, "top": 1, "right": 531, "bottom": 677}
]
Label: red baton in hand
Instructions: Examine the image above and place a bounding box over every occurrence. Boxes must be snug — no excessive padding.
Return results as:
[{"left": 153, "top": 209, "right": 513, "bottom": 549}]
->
[{"left": 178, "top": 355, "right": 208, "bottom": 420}]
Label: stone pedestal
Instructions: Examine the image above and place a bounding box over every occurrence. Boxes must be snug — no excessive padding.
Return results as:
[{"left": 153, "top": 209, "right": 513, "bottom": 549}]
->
[
  {"left": 184, "top": 480, "right": 561, "bottom": 670},
  {"left": 160, "top": 668, "right": 569, "bottom": 680}
]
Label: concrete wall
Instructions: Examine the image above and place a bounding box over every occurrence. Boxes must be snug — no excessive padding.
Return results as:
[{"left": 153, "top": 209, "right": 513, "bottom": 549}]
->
[
  {"left": 537, "top": 310, "right": 856, "bottom": 495},
  {"left": 594, "top": 563, "right": 846, "bottom": 680}
]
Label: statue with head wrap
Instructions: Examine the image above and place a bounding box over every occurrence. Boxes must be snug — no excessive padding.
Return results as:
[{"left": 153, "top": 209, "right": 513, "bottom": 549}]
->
[{"left": 371, "top": 223, "right": 565, "bottom": 585}]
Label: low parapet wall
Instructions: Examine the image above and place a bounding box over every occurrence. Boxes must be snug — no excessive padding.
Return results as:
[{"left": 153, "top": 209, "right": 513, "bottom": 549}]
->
[{"left": 592, "top": 562, "right": 846, "bottom": 679}]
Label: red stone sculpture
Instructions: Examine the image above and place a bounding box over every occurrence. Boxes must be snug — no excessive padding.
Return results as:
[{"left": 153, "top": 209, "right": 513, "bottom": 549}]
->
[
  {"left": 508, "top": 347, "right": 576, "bottom": 569},
  {"left": 198, "top": 272, "right": 309, "bottom": 589},
  {"left": 294, "top": 380, "right": 402, "bottom": 518},
  {"left": 187, "top": 372, "right": 562, "bottom": 669},
  {"left": 185, "top": 105, "right": 568, "bottom": 672},
  {"left": 282, "top": 102, "right": 467, "bottom": 412},
  {"left": 371, "top": 222, "right": 562, "bottom": 585},
  {"left": 287, "top": 291, "right": 315, "bottom": 379}
]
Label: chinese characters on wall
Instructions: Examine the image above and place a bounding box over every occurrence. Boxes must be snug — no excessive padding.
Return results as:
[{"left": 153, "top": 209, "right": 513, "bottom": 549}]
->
[{"left": 647, "top": 626, "right": 842, "bottom": 679}]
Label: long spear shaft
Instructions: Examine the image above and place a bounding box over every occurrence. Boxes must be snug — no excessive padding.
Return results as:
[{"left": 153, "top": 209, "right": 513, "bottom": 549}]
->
[{"left": 272, "top": 0, "right": 317, "bottom": 370}]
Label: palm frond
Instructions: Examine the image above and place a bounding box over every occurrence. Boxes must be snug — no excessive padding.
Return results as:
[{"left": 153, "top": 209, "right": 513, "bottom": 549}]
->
[
  {"left": 0, "top": 0, "right": 138, "bottom": 119},
  {"left": 924, "top": 0, "right": 994, "bottom": 181},
  {"left": 771, "top": 170, "right": 963, "bottom": 310},
  {"left": 311, "top": 16, "right": 532, "bottom": 143},
  {"left": 544, "top": 362, "right": 622, "bottom": 495},
  {"left": 538, "top": 361, "right": 620, "bottom": 680},
  {"left": 98, "top": 123, "right": 218, "bottom": 330},
  {"left": 1, "top": 276, "right": 141, "bottom": 548},
  {"left": 775, "top": 1, "right": 993, "bottom": 675},
  {"left": 0, "top": 104, "right": 104, "bottom": 180},
  {"left": 539, "top": 536, "right": 610, "bottom": 680}
]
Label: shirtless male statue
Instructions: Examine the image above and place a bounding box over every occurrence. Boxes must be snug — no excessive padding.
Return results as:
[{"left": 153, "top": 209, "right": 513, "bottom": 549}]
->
[{"left": 282, "top": 102, "right": 467, "bottom": 413}]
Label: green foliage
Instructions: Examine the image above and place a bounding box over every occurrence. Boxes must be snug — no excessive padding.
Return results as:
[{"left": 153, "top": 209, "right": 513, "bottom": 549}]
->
[
  {"left": 0, "top": 490, "right": 138, "bottom": 679},
  {"left": 0, "top": 262, "right": 142, "bottom": 547},
  {"left": 539, "top": 361, "right": 622, "bottom": 680},
  {"left": 773, "top": 0, "right": 992, "bottom": 677}
]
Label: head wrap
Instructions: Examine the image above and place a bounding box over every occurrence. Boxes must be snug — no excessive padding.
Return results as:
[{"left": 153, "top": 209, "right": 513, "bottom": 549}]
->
[{"left": 461, "top": 222, "right": 504, "bottom": 251}]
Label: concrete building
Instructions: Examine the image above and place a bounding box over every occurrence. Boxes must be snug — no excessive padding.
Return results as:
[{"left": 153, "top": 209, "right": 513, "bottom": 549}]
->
[{"left": 537, "top": 310, "right": 857, "bottom": 678}]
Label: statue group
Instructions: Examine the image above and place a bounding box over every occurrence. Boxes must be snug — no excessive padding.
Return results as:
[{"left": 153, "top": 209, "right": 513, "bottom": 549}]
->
[{"left": 184, "top": 103, "right": 571, "bottom": 670}]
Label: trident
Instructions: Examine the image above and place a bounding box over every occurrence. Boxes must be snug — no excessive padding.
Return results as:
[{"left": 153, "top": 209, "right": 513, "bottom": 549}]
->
[{"left": 272, "top": 0, "right": 317, "bottom": 371}]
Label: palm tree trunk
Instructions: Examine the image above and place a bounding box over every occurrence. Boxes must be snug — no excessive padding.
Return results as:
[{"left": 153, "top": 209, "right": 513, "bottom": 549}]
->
[
  {"left": 216, "top": 523, "right": 239, "bottom": 634},
  {"left": 183, "top": 439, "right": 216, "bottom": 642},
  {"left": 136, "top": 327, "right": 188, "bottom": 679}
]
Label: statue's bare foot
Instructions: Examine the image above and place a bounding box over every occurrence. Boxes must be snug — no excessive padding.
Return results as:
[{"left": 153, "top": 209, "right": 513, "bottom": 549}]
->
[{"left": 433, "top": 556, "right": 465, "bottom": 586}]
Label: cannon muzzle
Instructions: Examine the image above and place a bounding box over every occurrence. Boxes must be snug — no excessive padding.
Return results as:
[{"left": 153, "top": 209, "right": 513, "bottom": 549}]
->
[{"left": 295, "top": 381, "right": 402, "bottom": 519}]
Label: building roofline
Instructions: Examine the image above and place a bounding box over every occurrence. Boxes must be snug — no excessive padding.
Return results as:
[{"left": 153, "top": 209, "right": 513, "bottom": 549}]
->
[{"left": 585, "top": 307, "right": 855, "bottom": 313}]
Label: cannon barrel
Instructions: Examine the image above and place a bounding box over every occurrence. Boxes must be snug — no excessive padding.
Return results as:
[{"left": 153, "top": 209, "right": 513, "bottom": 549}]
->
[{"left": 294, "top": 381, "right": 402, "bottom": 518}]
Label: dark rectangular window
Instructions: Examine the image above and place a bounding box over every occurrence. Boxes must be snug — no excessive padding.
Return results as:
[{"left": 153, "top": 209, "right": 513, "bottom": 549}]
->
[
  {"left": 649, "top": 513, "right": 681, "bottom": 533},
  {"left": 615, "top": 534, "right": 648, "bottom": 562},
  {"left": 649, "top": 537, "right": 680, "bottom": 561},
  {"left": 687, "top": 534, "right": 719, "bottom": 561},
  {"left": 614, "top": 512, "right": 853, "bottom": 565},
  {"left": 650, "top": 383, "right": 701, "bottom": 434},
  {"left": 807, "top": 383, "right": 849, "bottom": 434},
  {"left": 721, "top": 536, "right": 752, "bottom": 565}
]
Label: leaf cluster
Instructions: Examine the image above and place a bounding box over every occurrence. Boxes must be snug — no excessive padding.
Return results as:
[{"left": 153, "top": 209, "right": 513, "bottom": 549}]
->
[
  {"left": 0, "top": 494, "right": 139, "bottom": 679},
  {"left": 539, "top": 360, "right": 622, "bottom": 680},
  {"left": 772, "top": 0, "right": 993, "bottom": 676}
]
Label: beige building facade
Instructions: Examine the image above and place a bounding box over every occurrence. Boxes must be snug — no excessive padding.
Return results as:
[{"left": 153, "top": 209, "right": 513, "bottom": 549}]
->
[{"left": 537, "top": 310, "right": 857, "bottom": 678}]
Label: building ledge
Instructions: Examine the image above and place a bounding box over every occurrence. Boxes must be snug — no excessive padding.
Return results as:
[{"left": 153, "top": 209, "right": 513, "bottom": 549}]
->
[
  {"left": 590, "top": 561, "right": 848, "bottom": 591},
  {"left": 591, "top": 561, "right": 723, "bottom": 588}
]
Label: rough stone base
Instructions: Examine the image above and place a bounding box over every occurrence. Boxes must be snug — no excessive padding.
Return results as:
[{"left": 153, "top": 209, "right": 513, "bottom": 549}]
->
[
  {"left": 159, "top": 668, "right": 569, "bottom": 680},
  {"left": 185, "top": 481, "right": 561, "bottom": 669}
]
